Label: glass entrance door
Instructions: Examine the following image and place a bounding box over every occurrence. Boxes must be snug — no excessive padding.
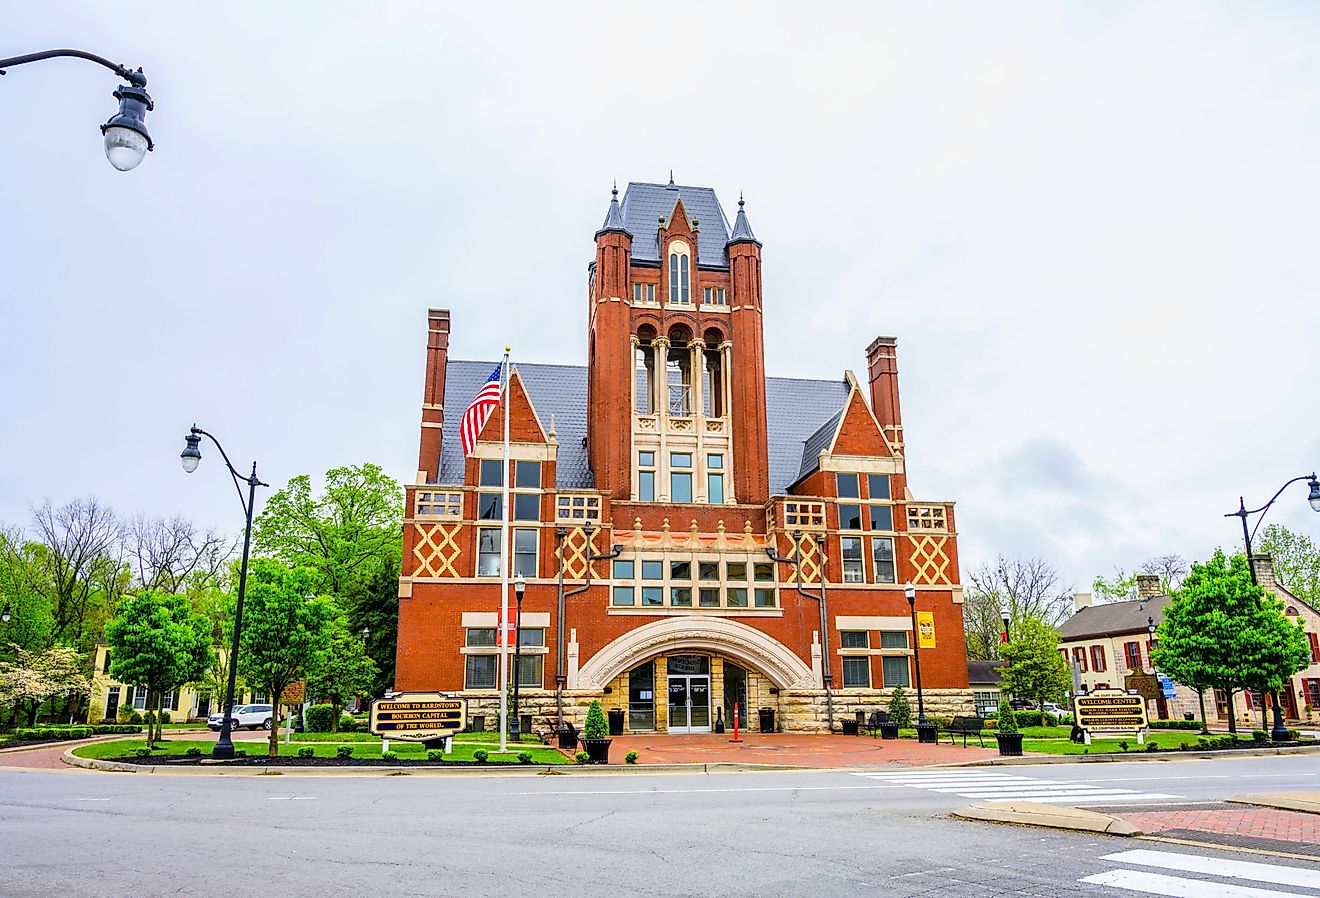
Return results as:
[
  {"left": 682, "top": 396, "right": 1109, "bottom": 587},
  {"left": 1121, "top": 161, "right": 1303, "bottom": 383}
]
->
[{"left": 667, "top": 674, "right": 711, "bottom": 733}]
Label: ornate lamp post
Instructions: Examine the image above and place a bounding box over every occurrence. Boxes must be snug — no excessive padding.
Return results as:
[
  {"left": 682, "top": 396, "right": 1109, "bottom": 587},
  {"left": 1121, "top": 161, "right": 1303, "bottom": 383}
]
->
[
  {"left": 0, "top": 48, "right": 155, "bottom": 170},
  {"left": 1226, "top": 472, "right": 1320, "bottom": 742},
  {"left": 509, "top": 573, "right": 526, "bottom": 742},
  {"left": 179, "top": 425, "right": 268, "bottom": 759},
  {"left": 905, "top": 582, "right": 935, "bottom": 742}
]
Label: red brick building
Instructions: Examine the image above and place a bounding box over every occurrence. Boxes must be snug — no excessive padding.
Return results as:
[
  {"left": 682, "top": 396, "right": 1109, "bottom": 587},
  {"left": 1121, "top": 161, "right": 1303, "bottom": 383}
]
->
[{"left": 396, "top": 179, "right": 972, "bottom": 733}]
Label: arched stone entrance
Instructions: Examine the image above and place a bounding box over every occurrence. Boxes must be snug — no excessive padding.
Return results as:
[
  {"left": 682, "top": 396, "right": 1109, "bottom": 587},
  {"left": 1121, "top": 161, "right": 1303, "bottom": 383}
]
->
[{"left": 574, "top": 618, "right": 817, "bottom": 734}]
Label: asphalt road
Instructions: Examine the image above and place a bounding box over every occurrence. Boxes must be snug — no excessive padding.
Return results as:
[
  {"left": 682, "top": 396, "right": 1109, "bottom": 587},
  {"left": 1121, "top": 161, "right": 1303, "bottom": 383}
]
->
[{"left": 3, "top": 755, "right": 1318, "bottom": 897}]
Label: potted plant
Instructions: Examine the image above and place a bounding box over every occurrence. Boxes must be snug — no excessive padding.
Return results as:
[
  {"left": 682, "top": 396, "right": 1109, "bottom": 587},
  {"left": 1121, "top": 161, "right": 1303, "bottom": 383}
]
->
[
  {"left": 581, "top": 700, "right": 612, "bottom": 764},
  {"left": 887, "top": 686, "right": 912, "bottom": 740},
  {"left": 994, "top": 698, "right": 1023, "bottom": 756}
]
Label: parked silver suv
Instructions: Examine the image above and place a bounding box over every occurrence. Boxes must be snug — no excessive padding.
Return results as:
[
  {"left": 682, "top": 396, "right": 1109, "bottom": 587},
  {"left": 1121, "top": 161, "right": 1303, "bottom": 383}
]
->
[{"left": 208, "top": 704, "right": 275, "bottom": 731}]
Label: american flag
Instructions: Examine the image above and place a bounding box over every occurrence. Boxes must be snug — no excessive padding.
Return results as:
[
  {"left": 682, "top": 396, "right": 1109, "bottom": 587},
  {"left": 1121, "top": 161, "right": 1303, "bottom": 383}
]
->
[{"left": 460, "top": 363, "right": 503, "bottom": 456}]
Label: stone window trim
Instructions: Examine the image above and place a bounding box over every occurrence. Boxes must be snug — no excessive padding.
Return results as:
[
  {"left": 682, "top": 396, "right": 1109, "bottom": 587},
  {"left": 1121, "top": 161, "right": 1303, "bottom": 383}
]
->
[
  {"left": 906, "top": 504, "right": 949, "bottom": 532},
  {"left": 415, "top": 489, "right": 462, "bottom": 518},
  {"left": 667, "top": 240, "right": 692, "bottom": 305},
  {"left": 632, "top": 281, "right": 658, "bottom": 305},
  {"left": 555, "top": 492, "right": 603, "bottom": 525},
  {"left": 781, "top": 500, "right": 826, "bottom": 530},
  {"left": 475, "top": 526, "right": 540, "bottom": 578}
]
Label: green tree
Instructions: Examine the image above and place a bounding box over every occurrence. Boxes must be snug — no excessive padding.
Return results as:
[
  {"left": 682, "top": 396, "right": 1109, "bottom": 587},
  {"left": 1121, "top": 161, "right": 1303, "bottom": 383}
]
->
[
  {"left": 997, "top": 617, "right": 1070, "bottom": 726},
  {"left": 1151, "top": 551, "right": 1311, "bottom": 735},
  {"left": 1092, "top": 569, "right": 1138, "bottom": 604},
  {"left": 1257, "top": 524, "right": 1320, "bottom": 602},
  {"left": 305, "top": 612, "right": 379, "bottom": 729},
  {"left": 236, "top": 560, "right": 335, "bottom": 757},
  {"left": 0, "top": 644, "right": 90, "bottom": 727},
  {"left": 252, "top": 464, "right": 402, "bottom": 694},
  {"left": 105, "top": 591, "right": 211, "bottom": 747}
]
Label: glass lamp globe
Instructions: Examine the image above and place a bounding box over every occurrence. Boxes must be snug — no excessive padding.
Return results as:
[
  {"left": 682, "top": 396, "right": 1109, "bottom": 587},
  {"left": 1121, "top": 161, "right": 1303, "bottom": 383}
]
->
[
  {"left": 1309, "top": 478, "right": 1320, "bottom": 512},
  {"left": 103, "top": 126, "right": 149, "bottom": 171}
]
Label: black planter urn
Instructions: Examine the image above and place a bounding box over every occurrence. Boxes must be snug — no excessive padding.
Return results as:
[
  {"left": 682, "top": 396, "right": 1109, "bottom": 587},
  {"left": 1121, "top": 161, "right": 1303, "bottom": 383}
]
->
[
  {"left": 995, "top": 732, "right": 1024, "bottom": 756},
  {"left": 557, "top": 727, "right": 577, "bottom": 750},
  {"left": 916, "top": 723, "right": 939, "bottom": 744},
  {"left": 582, "top": 738, "right": 612, "bottom": 764},
  {"left": 878, "top": 723, "right": 900, "bottom": 740}
]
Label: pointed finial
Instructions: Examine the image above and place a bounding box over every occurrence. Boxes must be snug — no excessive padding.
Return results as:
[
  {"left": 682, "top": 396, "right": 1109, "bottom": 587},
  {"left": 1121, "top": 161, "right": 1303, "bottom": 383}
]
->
[
  {"left": 739, "top": 191, "right": 745, "bottom": 209},
  {"left": 612, "top": 179, "right": 618, "bottom": 198},
  {"left": 667, "top": 170, "right": 675, "bottom": 188}
]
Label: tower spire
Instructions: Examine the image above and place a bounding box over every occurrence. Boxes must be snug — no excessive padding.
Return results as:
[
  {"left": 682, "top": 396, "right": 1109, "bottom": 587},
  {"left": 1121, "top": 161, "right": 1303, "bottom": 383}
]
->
[
  {"left": 728, "top": 192, "right": 759, "bottom": 246},
  {"left": 596, "top": 181, "right": 629, "bottom": 237}
]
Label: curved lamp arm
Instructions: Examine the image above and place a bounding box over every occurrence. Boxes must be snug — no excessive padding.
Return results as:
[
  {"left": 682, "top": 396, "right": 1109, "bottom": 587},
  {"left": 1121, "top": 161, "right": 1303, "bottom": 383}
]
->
[
  {"left": 186, "top": 425, "right": 268, "bottom": 516},
  {"left": 0, "top": 48, "right": 147, "bottom": 86},
  {"left": 1227, "top": 472, "right": 1320, "bottom": 544}
]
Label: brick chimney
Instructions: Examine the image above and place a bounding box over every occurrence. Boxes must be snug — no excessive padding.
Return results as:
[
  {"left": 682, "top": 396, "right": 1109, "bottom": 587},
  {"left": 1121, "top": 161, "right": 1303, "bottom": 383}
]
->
[
  {"left": 1136, "top": 574, "right": 1160, "bottom": 599},
  {"left": 1252, "top": 555, "right": 1279, "bottom": 595},
  {"left": 1073, "top": 591, "right": 1093, "bottom": 612},
  {"left": 416, "top": 308, "right": 450, "bottom": 482},
  {"left": 865, "top": 335, "right": 903, "bottom": 451}
]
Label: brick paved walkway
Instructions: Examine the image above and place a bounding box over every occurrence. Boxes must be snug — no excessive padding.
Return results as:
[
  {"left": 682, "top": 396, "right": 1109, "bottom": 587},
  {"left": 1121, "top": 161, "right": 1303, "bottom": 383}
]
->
[
  {"left": 1122, "top": 805, "right": 1320, "bottom": 856},
  {"left": 609, "top": 732, "right": 1005, "bottom": 767}
]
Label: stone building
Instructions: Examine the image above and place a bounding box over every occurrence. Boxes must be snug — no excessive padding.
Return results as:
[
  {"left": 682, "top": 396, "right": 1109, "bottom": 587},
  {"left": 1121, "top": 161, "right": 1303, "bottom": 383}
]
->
[{"left": 395, "top": 179, "right": 972, "bottom": 733}]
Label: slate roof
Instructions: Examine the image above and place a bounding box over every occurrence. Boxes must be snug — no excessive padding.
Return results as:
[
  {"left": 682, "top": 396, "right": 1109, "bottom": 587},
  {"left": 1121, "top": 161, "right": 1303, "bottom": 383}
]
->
[
  {"left": 796, "top": 409, "right": 843, "bottom": 483},
  {"left": 729, "top": 197, "right": 759, "bottom": 246},
  {"left": 436, "top": 361, "right": 593, "bottom": 489},
  {"left": 1058, "top": 595, "right": 1172, "bottom": 641},
  {"left": 620, "top": 182, "right": 731, "bottom": 269},
  {"left": 431, "top": 362, "right": 852, "bottom": 497},
  {"left": 967, "top": 659, "right": 1004, "bottom": 685}
]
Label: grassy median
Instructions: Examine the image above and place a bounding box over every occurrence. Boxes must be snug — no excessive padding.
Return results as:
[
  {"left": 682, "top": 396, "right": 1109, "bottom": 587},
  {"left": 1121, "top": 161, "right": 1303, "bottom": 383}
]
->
[{"left": 71, "top": 738, "right": 568, "bottom": 764}]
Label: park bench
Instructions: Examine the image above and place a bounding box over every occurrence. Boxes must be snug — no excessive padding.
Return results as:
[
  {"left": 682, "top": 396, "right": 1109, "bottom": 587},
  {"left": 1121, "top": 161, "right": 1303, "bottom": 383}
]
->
[
  {"left": 943, "top": 716, "right": 985, "bottom": 747},
  {"left": 865, "top": 710, "right": 896, "bottom": 738}
]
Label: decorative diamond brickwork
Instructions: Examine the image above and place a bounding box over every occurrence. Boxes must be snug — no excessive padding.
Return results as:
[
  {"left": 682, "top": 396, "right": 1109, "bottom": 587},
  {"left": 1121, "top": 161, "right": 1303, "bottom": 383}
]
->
[
  {"left": 909, "top": 534, "right": 952, "bottom": 585},
  {"left": 413, "top": 522, "right": 462, "bottom": 578},
  {"left": 557, "top": 526, "right": 601, "bottom": 580}
]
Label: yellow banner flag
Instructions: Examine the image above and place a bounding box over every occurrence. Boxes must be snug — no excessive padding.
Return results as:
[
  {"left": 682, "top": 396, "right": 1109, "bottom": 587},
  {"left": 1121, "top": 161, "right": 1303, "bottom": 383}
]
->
[{"left": 916, "top": 611, "right": 936, "bottom": 648}]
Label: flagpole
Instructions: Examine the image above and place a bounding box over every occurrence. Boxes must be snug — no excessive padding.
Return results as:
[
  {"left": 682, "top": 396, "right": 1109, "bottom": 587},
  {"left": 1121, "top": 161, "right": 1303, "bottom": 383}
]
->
[{"left": 498, "top": 347, "right": 511, "bottom": 755}]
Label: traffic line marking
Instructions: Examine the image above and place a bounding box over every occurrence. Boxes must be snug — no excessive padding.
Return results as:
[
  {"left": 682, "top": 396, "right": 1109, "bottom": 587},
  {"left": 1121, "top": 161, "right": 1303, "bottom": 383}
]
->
[
  {"left": 1100, "top": 850, "right": 1320, "bottom": 891},
  {"left": 1081, "top": 869, "right": 1312, "bottom": 897}
]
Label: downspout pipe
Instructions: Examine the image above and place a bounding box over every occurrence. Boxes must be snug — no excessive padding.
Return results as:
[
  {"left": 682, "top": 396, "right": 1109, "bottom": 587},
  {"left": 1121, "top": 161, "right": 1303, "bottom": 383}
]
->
[
  {"left": 557, "top": 525, "right": 623, "bottom": 732},
  {"left": 766, "top": 531, "right": 834, "bottom": 733}
]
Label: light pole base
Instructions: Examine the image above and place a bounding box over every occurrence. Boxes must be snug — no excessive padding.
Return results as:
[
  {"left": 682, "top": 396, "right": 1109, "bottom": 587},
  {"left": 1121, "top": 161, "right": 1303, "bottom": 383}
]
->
[{"left": 211, "top": 736, "right": 235, "bottom": 760}]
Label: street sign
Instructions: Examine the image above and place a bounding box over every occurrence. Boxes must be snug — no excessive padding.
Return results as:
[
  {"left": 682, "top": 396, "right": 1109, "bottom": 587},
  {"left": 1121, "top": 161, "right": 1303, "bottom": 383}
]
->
[
  {"left": 1159, "top": 675, "right": 1176, "bottom": 699},
  {"left": 369, "top": 693, "right": 466, "bottom": 742},
  {"left": 1073, "top": 688, "right": 1149, "bottom": 740}
]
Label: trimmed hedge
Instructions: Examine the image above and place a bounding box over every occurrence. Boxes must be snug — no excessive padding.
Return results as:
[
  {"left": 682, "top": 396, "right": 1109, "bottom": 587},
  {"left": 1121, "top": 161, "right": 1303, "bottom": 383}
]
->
[
  {"left": 304, "top": 704, "right": 336, "bottom": 733},
  {"left": 1150, "top": 720, "right": 1204, "bottom": 730},
  {"left": 986, "top": 711, "right": 1059, "bottom": 728},
  {"left": 15, "top": 724, "right": 143, "bottom": 740}
]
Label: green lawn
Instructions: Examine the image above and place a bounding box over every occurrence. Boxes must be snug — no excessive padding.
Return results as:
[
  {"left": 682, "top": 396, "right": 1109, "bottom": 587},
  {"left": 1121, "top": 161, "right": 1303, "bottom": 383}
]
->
[
  {"left": 290, "top": 730, "right": 544, "bottom": 745},
  {"left": 72, "top": 738, "right": 568, "bottom": 764},
  {"left": 1019, "top": 729, "right": 1250, "bottom": 755}
]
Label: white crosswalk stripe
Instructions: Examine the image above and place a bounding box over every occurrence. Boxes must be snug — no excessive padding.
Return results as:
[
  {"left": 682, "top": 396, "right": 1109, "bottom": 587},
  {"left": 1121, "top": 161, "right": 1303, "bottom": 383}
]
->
[
  {"left": 851, "top": 768, "right": 1181, "bottom": 805},
  {"left": 1079, "top": 849, "right": 1320, "bottom": 897}
]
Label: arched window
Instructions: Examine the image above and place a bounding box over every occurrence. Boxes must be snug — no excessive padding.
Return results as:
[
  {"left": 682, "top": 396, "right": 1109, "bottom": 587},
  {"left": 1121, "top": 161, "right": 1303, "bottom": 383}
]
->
[
  {"left": 668, "top": 241, "right": 691, "bottom": 304},
  {"left": 667, "top": 326, "right": 692, "bottom": 415},
  {"left": 702, "top": 328, "right": 725, "bottom": 417},
  {"left": 635, "top": 327, "right": 657, "bottom": 414}
]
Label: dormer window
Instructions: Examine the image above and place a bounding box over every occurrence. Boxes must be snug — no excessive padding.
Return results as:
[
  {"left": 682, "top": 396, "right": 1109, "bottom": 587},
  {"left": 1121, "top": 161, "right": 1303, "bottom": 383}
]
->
[{"left": 668, "top": 241, "right": 691, "bottom": 304}]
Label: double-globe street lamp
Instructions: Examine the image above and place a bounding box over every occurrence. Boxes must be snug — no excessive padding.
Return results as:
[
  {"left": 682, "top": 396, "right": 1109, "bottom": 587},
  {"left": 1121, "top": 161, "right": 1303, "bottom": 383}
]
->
[
  {"left": 1226, "top": 472, "right": 1320, "bottom": 742},
  {"left": 180, "top": 425, "right": 268, "bottom": 760},
  {"left": 0, "top": 48, "right": 154, "bottom": 171}
]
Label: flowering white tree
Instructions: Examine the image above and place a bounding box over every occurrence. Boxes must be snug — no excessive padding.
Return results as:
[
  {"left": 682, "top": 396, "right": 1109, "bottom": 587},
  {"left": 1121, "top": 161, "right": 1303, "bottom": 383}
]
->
[{"left": 0, "top": 645, "right": 90, "bottom": 726}]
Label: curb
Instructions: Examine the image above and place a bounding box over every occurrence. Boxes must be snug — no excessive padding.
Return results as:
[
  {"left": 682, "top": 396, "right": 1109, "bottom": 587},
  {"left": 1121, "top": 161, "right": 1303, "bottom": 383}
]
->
[
  {"left": 948, "top": 743, "right": 1320, "bottom": 767},
  {"left": 60, "top": 749, "right": 816, "bottom": 777},
  {"left": 952, "top": 801, "right": 1141, "bottom": 836},
  {"left": 1228, "top": 792, "right": 1320, "bottom": 815}
]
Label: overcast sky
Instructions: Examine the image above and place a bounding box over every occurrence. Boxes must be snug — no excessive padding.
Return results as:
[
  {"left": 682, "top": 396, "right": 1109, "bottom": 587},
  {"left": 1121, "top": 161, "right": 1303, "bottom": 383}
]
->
[{"left": 4, "top": 3, "right": 1319, "bottom": 592}]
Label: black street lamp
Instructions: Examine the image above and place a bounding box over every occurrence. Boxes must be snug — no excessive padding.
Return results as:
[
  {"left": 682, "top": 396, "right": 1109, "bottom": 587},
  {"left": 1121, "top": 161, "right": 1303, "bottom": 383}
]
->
[
  {"left": 905, "top": 582, "right": 935, "bottom": 742},
  {"left": 509, "top": 573, "right": 527, "bottom": 742},
  {"left": 767, "top": 532, "right": 833, "bottom": 733},
  {"left": 0, "top": 48, "right": 154, "bottom": 171},
  {"left": 1226, "top": 472, "right": 1320, "bottom": 742},
  {"left": 180, "top": 425, "right": 268, "bottom": 760}
]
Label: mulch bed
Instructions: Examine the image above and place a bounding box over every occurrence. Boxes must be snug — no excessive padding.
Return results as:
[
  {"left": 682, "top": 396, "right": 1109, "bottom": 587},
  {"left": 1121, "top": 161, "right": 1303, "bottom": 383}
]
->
[{"left": 109, "top": 754, "right": 560, "bottom": 767}]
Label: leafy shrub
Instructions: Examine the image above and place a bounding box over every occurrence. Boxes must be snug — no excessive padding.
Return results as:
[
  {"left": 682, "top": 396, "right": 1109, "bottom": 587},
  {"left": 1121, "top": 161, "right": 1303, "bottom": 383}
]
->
[
  {"left": 473, "top": 749, "right": 489, "bottom": 764},
  {"left": 887, "top": 686, "right": 913, "bottom": 729},
  {"left": 1179, "top": 742, "right": 1190, "bottom": 750},
  {"left": 583, "top": 701, "right": 609, "bottom": 740},
  {"left": 1118, "top": 741, "right": 1129, "bottom": 752},
  {"left": 517, "top": 751, "right": 533, "bottom": 764},
  {"left": 1145, "top": 742, "right": 1159, "bottom": 752},
  {"left": 338, "top": 717, "right": 359, "bottom": 733},
  {"left": 304, "top": 704, "right": 336, "bottom": 733},
  {"left": 185, "top": 747, "right": 203, "bottom": 757},
  {"left": 1252, "top": 729, "right": 1269, "bottom": 742},
  {"left": 574, "top": 750, "right": 590, "bottom": 764},
  {"left": 1289, "top": 728, "right": 1301, "bottom": 742},
  {"left": 234, "top": 749, "right": 247, "bottom": 757},
  {"left": 158, "top": 710, "right": 171, "bottom": 724},
  {"left": 134, "top": 748, "right": 153, "bottom": 757},
  {"left": 427, "top": 750, "right": 444, "bottom": 761},
  {"left": 297, "top": 748, "right": 315, "bottom": 759},
  {"left": 1150, "top": 720, "right": 1203, "bottom": 730},
  {"left": 128, "top": 711, "right": 143, "bottom": 725},
  {"left": 382, "top": 750, "right": 399, "bottom": 761},
  {"left": 335, "top": 745, "right": 353, "bottom": 759},
  {"left": 625, "top": 750, "right": 639, "bottom": 765},
  {"left": 995, "top": 699, "right": 1017, "bottom": 733}
]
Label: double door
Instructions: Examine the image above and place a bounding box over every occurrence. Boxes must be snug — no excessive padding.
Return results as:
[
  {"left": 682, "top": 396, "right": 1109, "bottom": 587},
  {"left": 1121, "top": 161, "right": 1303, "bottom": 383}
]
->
[{"left": 668, "top": 675, "right": 711, "bottom": 733}]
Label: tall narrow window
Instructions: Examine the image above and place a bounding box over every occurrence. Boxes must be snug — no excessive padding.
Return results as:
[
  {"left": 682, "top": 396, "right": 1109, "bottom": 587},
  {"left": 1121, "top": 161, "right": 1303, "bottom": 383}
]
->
[
  {"left": 513, "top": 528, "right": 537, "bottom": 577},
  {"left": 668, "top": 244, "right": 691, "bottom": 304},
  {"left": 871, "top": 537, "right": 896, "bottom": 583},
  {"left": 668, "top": 342, "right": 692, "bottom": 415},
  {"left": 635, "top": 341, "right": 655, "bottom": 414},
  {"left": 841, "top": 537, "right": 864, "bottom": 583},
  {"left": 707, "top": 454, "right": 724, "bottom": 505},
  {"left": 671, "top": 453, "right": 693, "bottom": 503},
  {"left": 638, "top": 451, "right": 656, "bottom": 502},
  {"left": 478, "top": 528, "right": 501, "bottom": 577},
  {"left": 702, "top": 343, "right": 724, "bottom": 417}
]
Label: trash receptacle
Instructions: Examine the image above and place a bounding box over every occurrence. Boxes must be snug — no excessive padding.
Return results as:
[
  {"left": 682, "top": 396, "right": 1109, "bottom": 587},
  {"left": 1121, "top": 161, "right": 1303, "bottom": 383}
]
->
[
  {"left": 608, "top": 708, "right": 625, "bottom": 736},
  {"left": 758, "top": 707, "right": 775, "bottom": 733}
]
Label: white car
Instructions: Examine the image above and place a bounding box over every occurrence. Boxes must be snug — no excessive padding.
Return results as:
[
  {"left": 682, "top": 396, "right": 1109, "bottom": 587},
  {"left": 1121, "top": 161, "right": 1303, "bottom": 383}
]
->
[{"left": 208, "top": 704, "right": 275, "bottom": 731}]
